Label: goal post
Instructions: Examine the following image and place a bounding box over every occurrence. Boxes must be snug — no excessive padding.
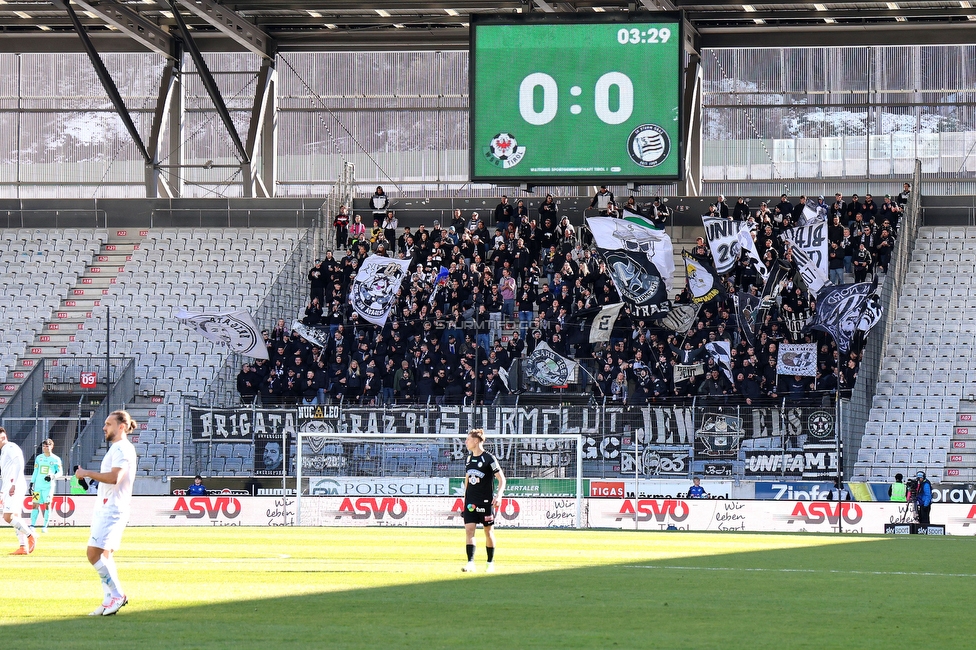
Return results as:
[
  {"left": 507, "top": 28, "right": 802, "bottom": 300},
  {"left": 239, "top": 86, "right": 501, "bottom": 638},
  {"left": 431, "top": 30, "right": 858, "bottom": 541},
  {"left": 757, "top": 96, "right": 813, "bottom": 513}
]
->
[{"left": 295, "top": 432, "right": 584, "bottom": 528}]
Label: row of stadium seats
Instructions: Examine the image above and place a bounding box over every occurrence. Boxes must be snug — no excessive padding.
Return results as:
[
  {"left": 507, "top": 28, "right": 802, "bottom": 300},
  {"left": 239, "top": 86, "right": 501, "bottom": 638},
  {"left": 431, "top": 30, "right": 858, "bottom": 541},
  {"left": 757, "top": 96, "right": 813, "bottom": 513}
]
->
[
  {"left": 864, "top": 421, "right": 955, "bottom": 437},
  {"left": 918, "top": 226, "right": 976, "bottom": 239},
  {"left": 858, "top": 449, "right": 946, "bottom": 466},
  {"left": 872, "top": 396, "right": 960, "bottom": 410},
  {"left": 875, "top": 382, "right": 969, "bottom": 398},
  {"left": 861, "top": 434, "right": 949, "bottom": 451}
]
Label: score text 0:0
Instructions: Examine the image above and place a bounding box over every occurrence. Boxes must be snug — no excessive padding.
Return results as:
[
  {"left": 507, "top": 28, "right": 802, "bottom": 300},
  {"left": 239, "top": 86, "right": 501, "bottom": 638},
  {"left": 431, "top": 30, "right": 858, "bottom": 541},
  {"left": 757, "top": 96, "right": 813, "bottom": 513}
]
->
[
  {"left": 519, "top": 72, "right": 633, "bottom": 126},
  {"left": 617, "top": 27, "right": 671, "bottom": 44}
]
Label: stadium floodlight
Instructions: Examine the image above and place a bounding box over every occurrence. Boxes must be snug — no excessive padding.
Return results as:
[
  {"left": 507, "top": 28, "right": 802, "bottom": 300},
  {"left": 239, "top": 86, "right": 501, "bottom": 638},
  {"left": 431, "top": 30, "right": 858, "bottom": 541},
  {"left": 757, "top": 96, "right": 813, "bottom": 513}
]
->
[{"left": 296, "top": 432, "right": 583, "bottom": 528}]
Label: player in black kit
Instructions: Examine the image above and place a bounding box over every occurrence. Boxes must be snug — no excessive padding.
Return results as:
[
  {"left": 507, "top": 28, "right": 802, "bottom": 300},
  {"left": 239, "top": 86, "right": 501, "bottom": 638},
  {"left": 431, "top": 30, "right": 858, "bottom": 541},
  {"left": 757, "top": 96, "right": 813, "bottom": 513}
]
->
[{"left": 462, "top": 428, "right": 506, "bottom": 573}]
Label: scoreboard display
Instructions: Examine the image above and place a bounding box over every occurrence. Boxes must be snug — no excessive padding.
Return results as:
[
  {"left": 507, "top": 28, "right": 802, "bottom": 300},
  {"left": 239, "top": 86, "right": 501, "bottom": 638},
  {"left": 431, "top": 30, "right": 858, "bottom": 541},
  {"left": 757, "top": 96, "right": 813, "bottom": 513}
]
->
[{"left": 470, "top": 14, "right": 684, "bottom": 184}]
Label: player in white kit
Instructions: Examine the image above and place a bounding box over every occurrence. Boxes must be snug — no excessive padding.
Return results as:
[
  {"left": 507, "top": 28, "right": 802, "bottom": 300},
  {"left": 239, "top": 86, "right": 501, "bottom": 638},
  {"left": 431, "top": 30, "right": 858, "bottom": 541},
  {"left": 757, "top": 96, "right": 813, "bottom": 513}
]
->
[
  {"left": 0, "top": 427, "right": 37, "bottom": 555},
  {"left": 75, "top": 410, "right": 138, "bottom": 616}
]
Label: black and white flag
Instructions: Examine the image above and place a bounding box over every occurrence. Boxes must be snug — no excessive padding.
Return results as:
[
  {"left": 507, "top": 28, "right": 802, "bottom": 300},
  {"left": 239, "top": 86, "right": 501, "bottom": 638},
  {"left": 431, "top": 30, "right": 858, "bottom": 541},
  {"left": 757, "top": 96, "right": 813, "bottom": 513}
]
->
[
  {"left": 587, "top": 216, "right": 675, "bottom": 289},
  {"left": 776, "top": 343, "right": 818, "bottom": 377},
  {"left": 807, "top": 279, "right": 883, "bottom": 355},
  {"left": 782, "top": 222, "right": 829, "bottom": 295},
  {"left": 176, "top": 309, "right": 269, "bottom": 360},
  {"left": 705, "top": 341, "right": 734, "bottom": 385},
  {"left": 732, "top": 292, "right": 761, "bottom": 348},
  {"left": 291, "top": 320, "right": 330, "bottom": 350},
  {"left": 701, "top": 215, "right": 741, "bottom": 274},
  {"left": 737, "top": 223, "right": 768, "bottom": 281},
  {"left": 524, "top": 342, "right": 577, "bottom": 386},
  {"left": 349, "top": 255, "right": 411, "bottom": 327},
  {"left": 798, "top": 198, "right": 826, "bottom": 227},
  {"left": 683, "top": 251, "right": 725, "bottom": 304},
  {"left": 599, "top": 248, "right": 668, "bottom": 310},
  {"left": 570, "top": 303, "right": 624, "bottom": 344},
  {"left": 655, "top": 303, "right": 699, "bottom": 334}
]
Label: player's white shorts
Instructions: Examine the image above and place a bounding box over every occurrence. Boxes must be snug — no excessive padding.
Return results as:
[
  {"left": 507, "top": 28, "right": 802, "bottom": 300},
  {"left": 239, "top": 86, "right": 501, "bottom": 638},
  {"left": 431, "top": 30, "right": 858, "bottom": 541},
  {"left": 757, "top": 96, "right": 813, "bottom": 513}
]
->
[
  {"left": 1, "top": 485, "right": 26, "bottom": 516},
  {"left": 88, "top": 507, "right": 129, "bottom": 551}
]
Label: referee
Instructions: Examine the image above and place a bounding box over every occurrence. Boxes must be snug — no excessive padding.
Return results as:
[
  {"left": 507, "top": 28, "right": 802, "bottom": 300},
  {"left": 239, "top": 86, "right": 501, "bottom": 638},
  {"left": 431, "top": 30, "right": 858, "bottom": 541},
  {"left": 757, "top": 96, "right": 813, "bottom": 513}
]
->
[{"left": 461, "top": 428, "right": 506, "bottom": 574}]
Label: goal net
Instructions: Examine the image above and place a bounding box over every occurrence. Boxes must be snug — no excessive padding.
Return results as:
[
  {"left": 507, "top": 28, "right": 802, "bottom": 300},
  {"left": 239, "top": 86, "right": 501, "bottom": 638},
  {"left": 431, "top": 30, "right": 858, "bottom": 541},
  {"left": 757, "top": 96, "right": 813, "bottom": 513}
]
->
[{"left": 295, "top": 432, "right": 583, "bottom": 528}]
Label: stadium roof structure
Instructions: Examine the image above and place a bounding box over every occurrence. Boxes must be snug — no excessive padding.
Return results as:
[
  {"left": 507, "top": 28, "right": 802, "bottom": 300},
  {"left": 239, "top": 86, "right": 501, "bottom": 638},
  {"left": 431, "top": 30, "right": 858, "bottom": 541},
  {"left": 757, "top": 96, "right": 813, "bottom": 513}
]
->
[{"left": 2, "top": 1, "right": 976, "bottom": 56}]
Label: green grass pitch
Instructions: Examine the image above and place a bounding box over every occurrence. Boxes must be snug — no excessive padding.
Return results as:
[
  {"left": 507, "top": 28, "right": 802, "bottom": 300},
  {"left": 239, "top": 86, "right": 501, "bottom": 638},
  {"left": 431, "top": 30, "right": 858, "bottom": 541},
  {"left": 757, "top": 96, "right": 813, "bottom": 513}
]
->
[{"left": 1, "top": 526, "right": 972, "bottom": 649}]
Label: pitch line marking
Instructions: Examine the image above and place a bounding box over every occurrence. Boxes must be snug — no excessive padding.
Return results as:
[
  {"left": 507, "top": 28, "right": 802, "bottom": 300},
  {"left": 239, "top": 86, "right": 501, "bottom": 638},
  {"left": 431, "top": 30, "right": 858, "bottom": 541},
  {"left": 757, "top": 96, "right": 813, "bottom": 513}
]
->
[{"left": 625, "top": 565, "right": 976, "bottom": 578}]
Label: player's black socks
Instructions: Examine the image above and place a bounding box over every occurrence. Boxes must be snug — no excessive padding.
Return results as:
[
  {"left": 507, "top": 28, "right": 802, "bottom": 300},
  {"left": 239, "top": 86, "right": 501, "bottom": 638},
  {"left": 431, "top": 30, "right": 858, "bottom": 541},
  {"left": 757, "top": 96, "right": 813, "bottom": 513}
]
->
[
  {"left": 466, "top": 544, "right": 475, "bottom": 561},
  {"left": 486, "top": 547, "right": 495, "bottom": 562}
]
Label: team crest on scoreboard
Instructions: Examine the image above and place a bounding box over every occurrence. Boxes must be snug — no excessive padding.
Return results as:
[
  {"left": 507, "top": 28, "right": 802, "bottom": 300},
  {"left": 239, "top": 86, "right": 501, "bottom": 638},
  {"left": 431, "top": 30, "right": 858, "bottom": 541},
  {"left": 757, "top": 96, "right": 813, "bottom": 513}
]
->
[
  {"left": 485, "top": 132, "right": 526, "bottom": 169},
  {"left": 627, "top": 123, "right": 670, "bottom": 168}
]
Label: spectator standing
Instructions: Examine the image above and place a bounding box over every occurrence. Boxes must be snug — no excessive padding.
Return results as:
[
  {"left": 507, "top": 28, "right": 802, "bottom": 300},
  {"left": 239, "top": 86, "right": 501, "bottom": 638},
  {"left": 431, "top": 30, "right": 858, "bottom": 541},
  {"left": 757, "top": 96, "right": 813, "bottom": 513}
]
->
[
  {"left": 370, "top": 186, "right": 389, "bottom": 221},
  {"left": 589, "top": 186, "right": 615, "bottom": 215},
  {"left": 382, "top": 210, "right": 398, "bottom": 254},
  {"left": 333, "top": 205, "right": 350, "bottom": 248},
  {"left": 494, "top": 195, "right": 515, "bottom": 233}
]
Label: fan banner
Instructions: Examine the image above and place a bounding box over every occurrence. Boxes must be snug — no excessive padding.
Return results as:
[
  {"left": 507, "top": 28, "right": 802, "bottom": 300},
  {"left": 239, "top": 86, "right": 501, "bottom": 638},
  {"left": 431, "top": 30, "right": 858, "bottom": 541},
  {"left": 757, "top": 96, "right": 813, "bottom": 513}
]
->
[
  {"left": 524, "top": 342, "right": 578, "bottom": 386},
  {"left": 808, "top": 281, "right": 882, "bottom": 355},
  {"left": 291, "top": 320, "right": 331, "bottom": 350},
  {"left": 570, "top": 303, "right": 624, "bottom": 344},
  {"left": 701, "top": 215, "right": 742, "bottom": 274},
  {"left": 587, "top": 216, "right": 675, "bottom": 289},
  {"left": 598, "top": 248, "right": 668, "bottom": 309},
  {"left": 349, "top": 255, "right": 411, "bottom": 326},
  {"left": 782, "top": 222, "right": 830, "bottom": 295},
  {"left": 776, "top": 343, "right": 818, "bottom": 377},
  {"left": 175, "top": 309, "right": 269, "bottom": 360}
]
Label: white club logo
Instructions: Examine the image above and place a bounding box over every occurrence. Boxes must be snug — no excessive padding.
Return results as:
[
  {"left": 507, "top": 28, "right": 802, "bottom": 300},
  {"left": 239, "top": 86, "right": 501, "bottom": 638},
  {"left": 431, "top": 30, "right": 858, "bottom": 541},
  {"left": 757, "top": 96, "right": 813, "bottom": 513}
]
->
[{"left": 627, "top": 124, "right": 670, "bottom": 168}]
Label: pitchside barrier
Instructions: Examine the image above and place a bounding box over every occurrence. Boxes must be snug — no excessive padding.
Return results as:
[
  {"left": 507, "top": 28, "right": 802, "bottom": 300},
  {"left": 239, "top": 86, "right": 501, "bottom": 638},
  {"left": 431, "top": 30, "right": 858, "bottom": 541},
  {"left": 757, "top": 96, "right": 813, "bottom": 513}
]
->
[{"left": 13, "top": 496, "right": 976, "bottom": 534}]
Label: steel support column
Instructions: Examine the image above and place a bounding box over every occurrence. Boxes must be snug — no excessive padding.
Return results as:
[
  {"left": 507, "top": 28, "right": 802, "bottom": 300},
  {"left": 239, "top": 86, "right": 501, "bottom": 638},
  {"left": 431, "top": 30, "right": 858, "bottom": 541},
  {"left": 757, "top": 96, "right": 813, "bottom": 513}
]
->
[
  {"left": 243, "top": 58, "right": 277, "bottom": 198},
  {"left": 62, "top": 1, "right": 151, "bottom": 165},
  {"left": 146, "top": 51, "right": 184, "bottom": 198},
  {"left": 680, "top": 52, "right": 702, "bottom": 197},
  {"left": 168, "top": 0, "right": 250, "bottom": 165}
]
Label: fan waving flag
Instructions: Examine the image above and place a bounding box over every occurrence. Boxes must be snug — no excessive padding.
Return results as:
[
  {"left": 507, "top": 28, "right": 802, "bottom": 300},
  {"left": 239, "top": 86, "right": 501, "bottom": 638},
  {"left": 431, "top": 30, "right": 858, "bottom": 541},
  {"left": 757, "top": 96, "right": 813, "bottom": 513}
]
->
[
  {"left": 428, "top": 266, "right": 450, "bottom": 305},
  {"left": 524, "top": 342, "right": 577, "bottom": 386},
  {"left": 349, "top": 255, "right": 411, "bottom": 326},
  {"left": 599, "top": 248, "right": 668, "bottom": 312},
  {"left": 807, "top": 277, "right": 883, "bottom": 355},
  {"left": 701, "top": 215, "right": 741, "bottom": 274},
  {"left": 587, "top": 216, "right": 675, "bottom": 289},
  {"left": 291, "top": 320, "right": 330, "bottom": 349},
  {"left": 782, "top": 222, "right": 830, "bottom": 295},
  {"left": 683, "top": 251, "right": 726, "bottom": 304},
  {"left": 176, "top": 309, "right": 269, "bottom": 360},
  {"left": 570, "top": 303, "right": 624, "bottom": 344}
]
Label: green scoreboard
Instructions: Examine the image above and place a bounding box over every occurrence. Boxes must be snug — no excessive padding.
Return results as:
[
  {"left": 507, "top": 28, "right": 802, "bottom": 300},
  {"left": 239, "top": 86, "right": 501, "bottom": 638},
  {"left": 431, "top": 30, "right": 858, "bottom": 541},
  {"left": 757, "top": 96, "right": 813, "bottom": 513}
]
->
[{"left": 470, "top": 14, "right": 684, "bottom": 184}]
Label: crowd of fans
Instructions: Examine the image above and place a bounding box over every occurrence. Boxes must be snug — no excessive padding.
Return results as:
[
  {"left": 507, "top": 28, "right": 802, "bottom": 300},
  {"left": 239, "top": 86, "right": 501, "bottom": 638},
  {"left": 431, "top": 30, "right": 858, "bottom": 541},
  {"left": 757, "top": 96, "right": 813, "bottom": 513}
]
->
[{"left": 236, "top": 183, "right": 911, "bottom": 408}]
